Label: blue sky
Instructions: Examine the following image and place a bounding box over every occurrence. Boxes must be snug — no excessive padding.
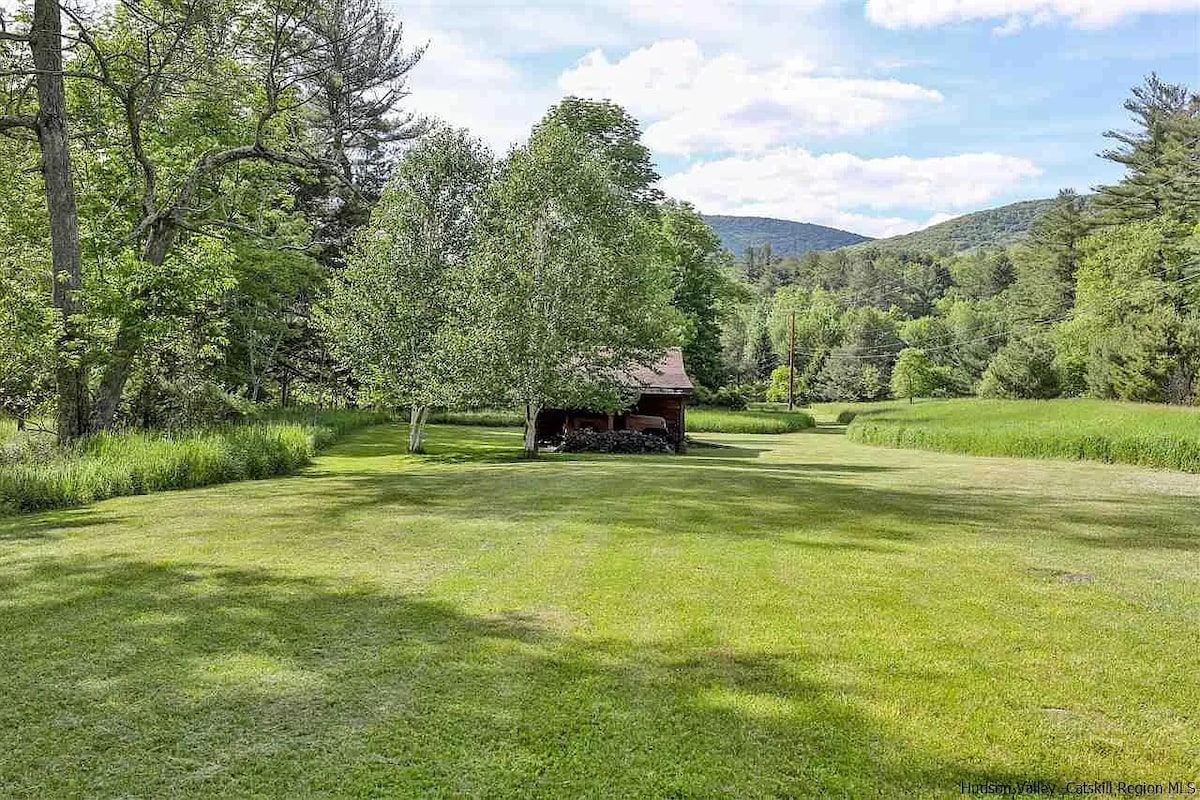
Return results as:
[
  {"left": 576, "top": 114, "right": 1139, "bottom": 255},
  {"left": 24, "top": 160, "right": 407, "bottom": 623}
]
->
[{"left": 395, "top": 0, "right": 1200, "bottom": 237}]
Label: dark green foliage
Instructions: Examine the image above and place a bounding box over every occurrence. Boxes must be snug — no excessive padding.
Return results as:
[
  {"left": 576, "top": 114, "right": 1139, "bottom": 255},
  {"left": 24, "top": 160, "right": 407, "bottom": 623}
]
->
[
  {"left": 702, "top": 216, "right": 870, "bottom": 259},
  {"left": 978, "top": 336, "right": 1062, "bottom": 399},
  {"left": 692, "top": 384, "right": 751, "bottom": 410},
  {"left": 657, "top": 201, "right": 735, "bottom": 390},
  {"left": 748, "top": 321, "right": 780, "bottom": 379},
  {"left": 815, "top": 307, "right": 902, "bottom": 401}
]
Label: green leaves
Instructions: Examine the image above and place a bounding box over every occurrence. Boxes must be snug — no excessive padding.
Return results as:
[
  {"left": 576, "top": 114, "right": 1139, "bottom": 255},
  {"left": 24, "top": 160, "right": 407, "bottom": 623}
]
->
[
  {"left": 326, "top": 126, "right": 493, "bottom": 412},
  {"left": 466, "top": 120, "right": 674, "bottom": 426}
]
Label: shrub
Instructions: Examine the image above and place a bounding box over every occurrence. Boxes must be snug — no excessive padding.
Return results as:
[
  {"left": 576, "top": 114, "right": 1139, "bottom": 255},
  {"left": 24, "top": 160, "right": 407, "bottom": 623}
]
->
[
  {"left": 694, "top": 382, "right": 767, "bottom": 411},
  {"left": 978, "top": 336, "right": 1062, "bottom": 399},
  {"left": 120, "top": 380, "right": 254, "bottom": 430},
  {"left": 836, "top": 410, "right": 857, "bottom": 425},
  {"left": 559, "top": 429, "right": 673, "bottom": 454},
  {"left": 0, "top": 409, "right": 389, "bottom": 515}
]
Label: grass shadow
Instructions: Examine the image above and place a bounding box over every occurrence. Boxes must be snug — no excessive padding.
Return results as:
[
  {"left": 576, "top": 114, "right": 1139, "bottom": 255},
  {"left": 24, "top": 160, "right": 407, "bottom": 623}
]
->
[
  {"left": 0, "top": 509, "right": 123, "bottom": 540},
  {"left": 0, "top": 555, "right": 1066, "bottom": 797}
]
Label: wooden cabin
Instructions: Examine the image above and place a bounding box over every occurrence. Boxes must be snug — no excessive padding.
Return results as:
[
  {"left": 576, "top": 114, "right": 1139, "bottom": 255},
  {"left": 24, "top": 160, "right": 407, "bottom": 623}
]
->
[{"left": 536, "top": 348, "right": 695, "bottom": 451}]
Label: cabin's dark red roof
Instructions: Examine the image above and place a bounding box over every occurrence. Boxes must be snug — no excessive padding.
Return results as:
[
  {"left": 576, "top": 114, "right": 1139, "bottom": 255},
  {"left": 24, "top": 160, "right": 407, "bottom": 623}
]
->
[{"left": 622, "top": 347, "right": 694, "bottom": 394}]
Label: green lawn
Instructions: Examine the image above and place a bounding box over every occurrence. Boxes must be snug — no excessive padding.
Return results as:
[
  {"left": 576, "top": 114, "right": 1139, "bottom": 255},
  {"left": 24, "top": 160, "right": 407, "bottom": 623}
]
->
[
  {"left": 1, "top": 423, "right": 1197, "bottom": 796},
  {"left": 846, "top": 398, "right": 1200, "bottom": 472}
]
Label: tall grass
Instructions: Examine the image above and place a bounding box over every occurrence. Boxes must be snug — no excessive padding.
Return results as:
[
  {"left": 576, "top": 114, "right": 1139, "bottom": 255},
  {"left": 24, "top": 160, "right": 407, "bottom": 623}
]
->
[
  {"left": 0, "top": 409, "right": 389, "bottom": 514},
  {"left": 687, "top": 408, "right": 815, "bottom": 434},
  {"left": 429, "top": 409, "right": 523, "bottom": 427},
  {"left": 847, "top": 398, "right": 1200, "bottom": 472}
]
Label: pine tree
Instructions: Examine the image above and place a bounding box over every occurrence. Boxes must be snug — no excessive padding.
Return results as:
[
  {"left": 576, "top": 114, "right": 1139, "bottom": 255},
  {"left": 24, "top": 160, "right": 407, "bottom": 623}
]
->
[{"left": 1097, "top": 73, "right": 1200, "bottom": 226}]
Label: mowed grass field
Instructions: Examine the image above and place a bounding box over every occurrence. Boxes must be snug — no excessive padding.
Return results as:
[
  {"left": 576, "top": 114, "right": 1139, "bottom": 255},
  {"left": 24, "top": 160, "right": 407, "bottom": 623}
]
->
[
  {"left": 846, "top": 398, "right": 1200, "bottom": 472},
  {"left": 1, "top": 422, "right": 1198, "bottom": 796}
]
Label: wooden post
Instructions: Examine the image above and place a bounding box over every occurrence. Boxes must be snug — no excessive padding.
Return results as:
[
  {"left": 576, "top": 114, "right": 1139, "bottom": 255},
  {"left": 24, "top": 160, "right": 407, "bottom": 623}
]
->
[{"left": 787, "top": 311, "right": 796, "bottom": 410}]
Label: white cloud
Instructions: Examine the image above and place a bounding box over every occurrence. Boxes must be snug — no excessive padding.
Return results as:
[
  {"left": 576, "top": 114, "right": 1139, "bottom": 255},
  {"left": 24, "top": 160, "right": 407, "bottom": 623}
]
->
[
  {"left": 659, "top": 149, "right": 1042, "bottom": 237},
  {"left": 992, "top": 16, "right": 1026, "bottom": 36},
  {"left": 405, "top": 25, "right": 556, "bottom": 153},
  {"left": 558, "top": 40, "right": 943, "bottom": 155},
  {"left": 393, "top": 0, "right": 834, "bottom": 55},
  {"left": 865, "top": 0, "right": 1198, "bottom": 31},
  {"left": 920, "top": 212, "right": 959, "bottom": 229}
]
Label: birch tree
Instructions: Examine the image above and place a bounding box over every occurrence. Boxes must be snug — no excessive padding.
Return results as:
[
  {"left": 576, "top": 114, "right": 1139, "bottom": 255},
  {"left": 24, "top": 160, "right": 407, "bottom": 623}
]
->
[
  {"left": 327, "top": 127, "right": 492, "bottom": 453},
  {"left": 468, "top": 120, "right": 675, "bottom": 457}
]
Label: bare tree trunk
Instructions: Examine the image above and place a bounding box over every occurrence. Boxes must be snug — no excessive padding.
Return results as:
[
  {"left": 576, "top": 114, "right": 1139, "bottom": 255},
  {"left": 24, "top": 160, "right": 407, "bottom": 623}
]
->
[
  {"left": 31, "top": 0, "right": 88, "bottom": 442},
  {"left": 407, "top": 404, "right": 429, "bottom": 453},
  {"left": 523, "top": 402, "right": 540, "bottom": 457}
]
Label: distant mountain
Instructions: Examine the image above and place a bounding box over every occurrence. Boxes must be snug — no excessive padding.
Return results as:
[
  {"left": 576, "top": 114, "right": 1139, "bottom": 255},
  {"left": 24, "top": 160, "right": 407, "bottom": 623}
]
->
[
  {"left": 702, "top": 215, "right": 871, "bottom": 258},
  {"left": 846, "top": 197, "right": 1067, "bottom": 254}
]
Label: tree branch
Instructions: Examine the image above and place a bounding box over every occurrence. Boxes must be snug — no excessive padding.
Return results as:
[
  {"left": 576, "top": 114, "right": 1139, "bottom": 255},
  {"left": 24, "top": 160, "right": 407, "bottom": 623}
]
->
[{"left": 0, "top": 113, "right": 36, "bottom": 131}]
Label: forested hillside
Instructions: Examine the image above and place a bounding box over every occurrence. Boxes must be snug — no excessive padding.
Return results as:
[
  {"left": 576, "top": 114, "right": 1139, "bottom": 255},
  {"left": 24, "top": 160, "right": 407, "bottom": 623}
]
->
[
  {"left": 847, "top": 197, "right": 1067, "bottom": 254},
  {"left": 710, "top": 74, "right": 1200, "bottom": 407},
  {"left": 702, "top": 215, "right": 870, "bottom": 258}
]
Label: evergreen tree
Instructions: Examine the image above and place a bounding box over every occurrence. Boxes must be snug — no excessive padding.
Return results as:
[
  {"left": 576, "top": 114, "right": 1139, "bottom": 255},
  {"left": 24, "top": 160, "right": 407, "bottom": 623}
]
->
[{"left": 1097, "top": 74, "right": 1200, "bottom": 226}]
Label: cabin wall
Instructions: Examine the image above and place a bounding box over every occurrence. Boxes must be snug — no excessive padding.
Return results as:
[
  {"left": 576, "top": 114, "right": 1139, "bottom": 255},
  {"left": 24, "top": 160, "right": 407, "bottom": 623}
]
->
[{"left": 631, "top": 395, "right": 686, "bottom": 447}]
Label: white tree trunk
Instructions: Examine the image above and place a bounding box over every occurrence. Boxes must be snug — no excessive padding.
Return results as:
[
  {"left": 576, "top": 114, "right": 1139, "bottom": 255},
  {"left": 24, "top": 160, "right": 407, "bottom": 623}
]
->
[
  {"left": 408, "top": 404, "right": 429, "bottom": 453},
  {"left": 523, "top": 402, "right": 541, "bottom": 457}
]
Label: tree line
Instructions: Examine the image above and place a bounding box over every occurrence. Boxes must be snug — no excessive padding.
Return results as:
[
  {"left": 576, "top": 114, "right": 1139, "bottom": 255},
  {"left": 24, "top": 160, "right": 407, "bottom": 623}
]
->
[
  {"left": 0, "top": 0, "right": 732, "bottom": 456},
  {"left": 715, "top": 74, "right": 1200, "bottom": 407},
  {"left": 3, "top": 2, "right": 1195, "bottom": 455}
]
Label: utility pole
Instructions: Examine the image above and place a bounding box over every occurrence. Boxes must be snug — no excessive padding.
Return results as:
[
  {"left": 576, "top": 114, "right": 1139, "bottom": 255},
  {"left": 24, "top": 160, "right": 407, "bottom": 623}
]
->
[{"left": 787, "top": 310, "right": 796, "bottom": 410}]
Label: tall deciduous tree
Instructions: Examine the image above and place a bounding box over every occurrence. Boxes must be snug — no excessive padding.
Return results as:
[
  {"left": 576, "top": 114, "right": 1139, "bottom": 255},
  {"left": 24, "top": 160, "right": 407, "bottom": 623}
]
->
[
  {"left": 1, "top": 0, "right": 88, "bottom": 439},
  {"left": 890, "top": 348, "right": 936, "bottom": 403},
  {"left": 1, "top": 0, "right": 422, "bottom": 437},
  {"left": 327, "top": 127, "right": 492, "bottom": 452},
  {"left": 656, "top": 200, "right": 734, "bottom": 390},
  {"left": 468, "top": 121, "right": 674, "bottom": 456},
  {"left": 536, "top": 97, "right": 661, "bottom": 209}
]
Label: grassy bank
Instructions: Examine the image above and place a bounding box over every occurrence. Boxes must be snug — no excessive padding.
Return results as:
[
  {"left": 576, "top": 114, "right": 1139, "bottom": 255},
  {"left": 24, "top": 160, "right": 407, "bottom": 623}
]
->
[
  {"left": 847, "top": 398, "right": 1200, "bottom": 471},
  {"left": 0, "top": 409, "right": 388, "bottom": 514},
  {"left": 429, "top": 408, "right": 523, "bottom": 427},
  {"left": 1, "top": 423, "right": 1196, "bottom": 796},
  {"left": 687, "top": 408, "right": 815, "bottom": 434}
]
